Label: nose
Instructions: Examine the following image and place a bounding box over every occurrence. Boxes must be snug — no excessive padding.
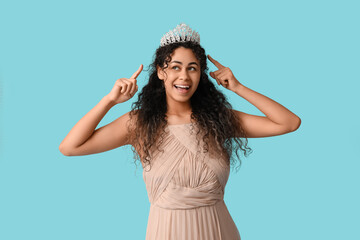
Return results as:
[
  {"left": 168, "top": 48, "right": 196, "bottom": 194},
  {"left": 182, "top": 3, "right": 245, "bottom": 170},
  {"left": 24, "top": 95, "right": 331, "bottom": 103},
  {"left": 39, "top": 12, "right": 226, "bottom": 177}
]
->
[{"left": 178, "top": 68, "right": 190, "bottom": 80}]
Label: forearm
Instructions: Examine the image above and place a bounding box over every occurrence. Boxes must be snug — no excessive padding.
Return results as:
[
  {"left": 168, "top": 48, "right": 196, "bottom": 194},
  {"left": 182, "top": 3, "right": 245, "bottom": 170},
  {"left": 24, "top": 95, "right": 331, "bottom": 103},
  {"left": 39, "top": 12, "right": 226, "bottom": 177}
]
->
[
  {"left": 59, "top": 95, "right": 115, "bottom": 151},
  {"left": 234, "top": 84, "right": 301, "bottom": 128}
]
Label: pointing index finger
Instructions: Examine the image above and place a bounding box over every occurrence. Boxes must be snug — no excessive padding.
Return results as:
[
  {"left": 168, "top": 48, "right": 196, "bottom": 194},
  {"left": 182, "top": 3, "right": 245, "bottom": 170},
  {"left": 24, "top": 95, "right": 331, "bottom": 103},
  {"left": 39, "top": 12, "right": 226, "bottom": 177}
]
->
[
  {"left": 130, "top": 64, "right": 143, "bottom": 79},
  {"left": 207, "top": 55, "right": 225, "bottom": 69}
]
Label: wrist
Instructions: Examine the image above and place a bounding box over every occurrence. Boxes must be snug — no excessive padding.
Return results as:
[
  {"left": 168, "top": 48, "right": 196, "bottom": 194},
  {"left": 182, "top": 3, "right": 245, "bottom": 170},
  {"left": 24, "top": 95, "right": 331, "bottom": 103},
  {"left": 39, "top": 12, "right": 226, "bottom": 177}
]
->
[
  {"left": 102, "top": 95, "right": 116, "bottom": 108},
  {"left": 234, "top": 84, "right": 246, "bottom": 95}
]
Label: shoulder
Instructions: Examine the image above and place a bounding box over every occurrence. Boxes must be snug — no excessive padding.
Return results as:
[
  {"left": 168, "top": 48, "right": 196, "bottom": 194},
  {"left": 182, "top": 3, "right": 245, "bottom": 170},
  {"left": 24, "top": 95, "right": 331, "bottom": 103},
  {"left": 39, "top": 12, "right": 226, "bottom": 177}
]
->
[
  {"left": 123, "top": 110, "right": 146, "bottom": 146},
  {"left": 105, "top": 110, "right": 140, "bottom": 147},
  {"left": 112, "top": 110, "right": 137, "bottom": 129},
  {"left": 123, "top": 110, "right": 140, "bottom": 135}
]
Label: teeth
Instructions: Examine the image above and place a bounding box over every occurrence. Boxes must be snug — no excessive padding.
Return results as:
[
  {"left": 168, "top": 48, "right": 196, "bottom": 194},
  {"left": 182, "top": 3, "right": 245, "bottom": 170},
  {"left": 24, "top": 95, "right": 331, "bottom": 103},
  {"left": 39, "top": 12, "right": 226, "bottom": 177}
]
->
[{"left": 175, "top": 85, "right": 190, "bottom": 89}]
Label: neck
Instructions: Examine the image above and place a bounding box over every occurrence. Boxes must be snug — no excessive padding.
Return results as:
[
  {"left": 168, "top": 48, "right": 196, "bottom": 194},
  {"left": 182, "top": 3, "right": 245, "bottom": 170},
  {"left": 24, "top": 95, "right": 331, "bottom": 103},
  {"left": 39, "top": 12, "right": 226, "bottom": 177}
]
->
[{"left": 166, "top": 100, "right": 192, "bottom": 116}]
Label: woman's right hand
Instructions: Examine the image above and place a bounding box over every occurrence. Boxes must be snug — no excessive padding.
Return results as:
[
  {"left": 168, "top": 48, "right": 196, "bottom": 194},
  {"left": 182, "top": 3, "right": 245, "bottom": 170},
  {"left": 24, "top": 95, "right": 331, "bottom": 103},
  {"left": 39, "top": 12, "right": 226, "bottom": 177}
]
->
[{"left": 106, "top": 64, "right": 143, "bottom": 105}]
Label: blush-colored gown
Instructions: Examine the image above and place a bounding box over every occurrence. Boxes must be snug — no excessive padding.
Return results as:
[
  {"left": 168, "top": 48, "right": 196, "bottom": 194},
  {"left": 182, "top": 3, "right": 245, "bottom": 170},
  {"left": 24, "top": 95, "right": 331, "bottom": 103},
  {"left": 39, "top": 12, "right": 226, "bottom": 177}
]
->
[{"left": 142, "top": 123, "right": 241, "bottom": 240}]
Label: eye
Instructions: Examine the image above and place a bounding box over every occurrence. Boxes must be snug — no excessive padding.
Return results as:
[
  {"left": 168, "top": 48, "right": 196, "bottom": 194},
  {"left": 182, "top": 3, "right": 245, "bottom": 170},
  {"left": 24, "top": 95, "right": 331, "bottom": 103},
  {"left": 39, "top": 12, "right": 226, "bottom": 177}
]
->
[{"left": 172, "top": 66, "right": 197, "bottom": 71}]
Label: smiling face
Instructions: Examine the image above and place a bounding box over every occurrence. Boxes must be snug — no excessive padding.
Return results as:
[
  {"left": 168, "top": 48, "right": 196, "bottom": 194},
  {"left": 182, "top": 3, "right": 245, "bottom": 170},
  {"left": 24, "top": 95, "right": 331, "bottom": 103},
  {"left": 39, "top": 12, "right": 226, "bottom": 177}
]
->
[{"left": 157, "top": 47, "right": 201, "bottom": 108}]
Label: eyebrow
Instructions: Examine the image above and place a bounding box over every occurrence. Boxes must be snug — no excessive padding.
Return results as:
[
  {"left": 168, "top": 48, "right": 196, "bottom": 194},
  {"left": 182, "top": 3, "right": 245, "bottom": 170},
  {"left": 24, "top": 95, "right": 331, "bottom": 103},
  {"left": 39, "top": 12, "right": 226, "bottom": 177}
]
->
[{"left": 170, "top": 61, "right": 199, "bottom": 66}]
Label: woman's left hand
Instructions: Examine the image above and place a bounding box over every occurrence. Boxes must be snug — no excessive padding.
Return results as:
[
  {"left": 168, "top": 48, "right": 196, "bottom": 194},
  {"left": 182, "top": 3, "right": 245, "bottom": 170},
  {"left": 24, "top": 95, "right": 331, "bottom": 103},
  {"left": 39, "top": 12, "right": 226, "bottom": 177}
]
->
[{"left": 207, "top": 54, "right": 242, "bottom": 92}]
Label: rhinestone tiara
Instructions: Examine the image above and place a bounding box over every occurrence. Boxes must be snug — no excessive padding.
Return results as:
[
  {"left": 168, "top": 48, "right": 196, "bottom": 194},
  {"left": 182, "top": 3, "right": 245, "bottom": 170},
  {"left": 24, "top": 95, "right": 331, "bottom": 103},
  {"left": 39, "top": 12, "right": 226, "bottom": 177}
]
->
[{"left": 160, "top": 23, "right": 200, "bottom": 47}]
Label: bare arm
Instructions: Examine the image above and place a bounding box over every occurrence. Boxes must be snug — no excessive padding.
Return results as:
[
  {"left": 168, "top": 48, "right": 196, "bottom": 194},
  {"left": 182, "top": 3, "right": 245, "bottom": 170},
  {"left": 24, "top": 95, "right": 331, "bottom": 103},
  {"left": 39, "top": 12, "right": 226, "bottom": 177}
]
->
[
  {"left": 233, "top": 84, "right": 301, "bottom": 138},
  {"left": 207, "top": 54, "right": 301, "bottom": 138},
  {"left": 59, "top": 97, "right": 137, "bottom": 156},
  {"left": 59, "top": 64, "right": 143, "bottom": 156}
]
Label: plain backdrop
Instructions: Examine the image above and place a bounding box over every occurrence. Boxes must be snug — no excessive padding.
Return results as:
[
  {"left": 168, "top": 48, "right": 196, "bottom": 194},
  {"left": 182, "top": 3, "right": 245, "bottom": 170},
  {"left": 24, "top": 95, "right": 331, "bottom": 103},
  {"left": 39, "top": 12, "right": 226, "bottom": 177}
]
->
[{"left": 1, "top": 0, "right": 359, "bottom": 239}]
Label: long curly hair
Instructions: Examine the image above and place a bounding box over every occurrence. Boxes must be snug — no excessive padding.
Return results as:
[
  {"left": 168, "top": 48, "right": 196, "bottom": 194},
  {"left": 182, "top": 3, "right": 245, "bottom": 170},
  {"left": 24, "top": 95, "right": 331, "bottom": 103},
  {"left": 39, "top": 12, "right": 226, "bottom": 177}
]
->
[{"left": 126, "top": 41, "right": 252, "bottom": 173}]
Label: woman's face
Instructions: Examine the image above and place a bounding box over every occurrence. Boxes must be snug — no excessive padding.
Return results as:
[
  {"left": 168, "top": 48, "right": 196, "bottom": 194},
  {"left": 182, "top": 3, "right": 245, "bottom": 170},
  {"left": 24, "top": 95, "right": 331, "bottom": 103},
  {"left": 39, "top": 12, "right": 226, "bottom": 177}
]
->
[{"left": 157, "top": 47, "right": 201, "bottom": 104}]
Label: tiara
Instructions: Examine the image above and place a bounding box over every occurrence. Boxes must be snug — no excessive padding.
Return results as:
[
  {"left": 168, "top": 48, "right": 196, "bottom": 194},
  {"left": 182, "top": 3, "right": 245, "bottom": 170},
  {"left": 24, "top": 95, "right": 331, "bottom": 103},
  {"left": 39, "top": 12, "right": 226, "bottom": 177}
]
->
[{"left": 160, "top": 23, "right": 200, "bottom": 47}]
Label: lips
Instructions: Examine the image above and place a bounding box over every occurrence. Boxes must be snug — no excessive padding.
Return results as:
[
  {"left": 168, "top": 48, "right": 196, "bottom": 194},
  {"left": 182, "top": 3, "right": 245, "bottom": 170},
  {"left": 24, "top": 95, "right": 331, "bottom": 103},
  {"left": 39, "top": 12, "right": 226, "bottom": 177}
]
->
[
  {"left": 174, "top": 84, "right": 191, "bottom": 93},
  {"left": 174, "top": 84, "right": 191, "bottom": 89}
]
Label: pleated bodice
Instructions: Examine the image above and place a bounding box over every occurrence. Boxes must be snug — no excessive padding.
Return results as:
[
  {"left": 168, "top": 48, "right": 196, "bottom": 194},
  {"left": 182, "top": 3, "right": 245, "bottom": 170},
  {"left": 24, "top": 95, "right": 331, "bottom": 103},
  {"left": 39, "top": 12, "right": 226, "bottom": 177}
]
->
[{"left": 142, "top": 123, "right": 241, "bottom": 240}]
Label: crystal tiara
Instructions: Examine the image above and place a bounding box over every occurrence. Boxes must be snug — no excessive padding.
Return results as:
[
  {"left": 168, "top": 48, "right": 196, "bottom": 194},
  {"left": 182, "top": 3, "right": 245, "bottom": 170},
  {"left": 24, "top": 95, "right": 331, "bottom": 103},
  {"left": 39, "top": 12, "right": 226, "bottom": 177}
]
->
[{"left": 160, "top": 23, "right": 200, "bottom": 47}]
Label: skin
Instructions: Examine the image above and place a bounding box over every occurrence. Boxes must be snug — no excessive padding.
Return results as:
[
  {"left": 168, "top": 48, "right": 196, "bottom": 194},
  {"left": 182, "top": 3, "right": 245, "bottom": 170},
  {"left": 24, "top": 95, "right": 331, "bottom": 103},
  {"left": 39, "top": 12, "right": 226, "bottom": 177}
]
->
[
  {"left": 59, "top": 46, "right": 301, "bottom": 156},
  {"left": 156, "top": 47, "right": 201, "bottom": 123}
]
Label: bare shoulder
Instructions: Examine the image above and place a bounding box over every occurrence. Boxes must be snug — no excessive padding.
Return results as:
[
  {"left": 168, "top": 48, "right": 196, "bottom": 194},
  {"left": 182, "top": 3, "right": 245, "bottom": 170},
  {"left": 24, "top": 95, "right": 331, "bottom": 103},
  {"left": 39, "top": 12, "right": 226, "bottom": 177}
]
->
[
  {"left": 231, "top": 109, "right": 297, "bottom": 138},
  {"left": 101, "top": 110, "right": 139, "bottom": 146}
]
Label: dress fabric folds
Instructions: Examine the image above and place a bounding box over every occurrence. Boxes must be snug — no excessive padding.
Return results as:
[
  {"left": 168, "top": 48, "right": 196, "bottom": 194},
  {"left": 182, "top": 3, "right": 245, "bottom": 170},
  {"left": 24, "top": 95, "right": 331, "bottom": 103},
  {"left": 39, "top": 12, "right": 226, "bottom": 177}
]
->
[{"left": 142, "top": 123, "right": 241, "bottom": 240}]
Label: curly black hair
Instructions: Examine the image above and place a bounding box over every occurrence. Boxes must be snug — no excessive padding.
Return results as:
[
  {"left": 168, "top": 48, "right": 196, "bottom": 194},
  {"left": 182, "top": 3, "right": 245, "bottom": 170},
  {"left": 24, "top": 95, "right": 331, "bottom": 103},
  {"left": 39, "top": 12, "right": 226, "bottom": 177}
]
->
[{"left": 126, "top": 41, "right": 252, "bottom": 173}]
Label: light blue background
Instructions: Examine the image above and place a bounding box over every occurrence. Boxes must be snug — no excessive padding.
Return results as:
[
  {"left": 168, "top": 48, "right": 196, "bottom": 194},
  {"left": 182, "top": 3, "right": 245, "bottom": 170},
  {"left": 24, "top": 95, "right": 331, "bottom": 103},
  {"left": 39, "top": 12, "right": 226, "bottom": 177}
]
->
[{"left": 1, "top": 0, "right": 359, "bottom": 239}]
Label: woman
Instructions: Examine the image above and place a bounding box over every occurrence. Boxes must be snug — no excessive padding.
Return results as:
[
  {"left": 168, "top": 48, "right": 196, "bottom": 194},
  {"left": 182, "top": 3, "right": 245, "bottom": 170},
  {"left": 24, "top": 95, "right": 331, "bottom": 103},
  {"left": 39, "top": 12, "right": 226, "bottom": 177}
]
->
[{"left": 59, "top": 23, "right": 301, "bottom": 239}]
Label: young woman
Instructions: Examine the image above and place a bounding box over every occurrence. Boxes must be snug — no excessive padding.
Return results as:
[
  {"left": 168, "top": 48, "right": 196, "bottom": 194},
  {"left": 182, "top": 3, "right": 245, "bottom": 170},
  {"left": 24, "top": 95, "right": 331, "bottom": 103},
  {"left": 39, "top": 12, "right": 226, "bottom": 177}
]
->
[{"left": 59, "top": 23, "right": 301, "bottom": 240}]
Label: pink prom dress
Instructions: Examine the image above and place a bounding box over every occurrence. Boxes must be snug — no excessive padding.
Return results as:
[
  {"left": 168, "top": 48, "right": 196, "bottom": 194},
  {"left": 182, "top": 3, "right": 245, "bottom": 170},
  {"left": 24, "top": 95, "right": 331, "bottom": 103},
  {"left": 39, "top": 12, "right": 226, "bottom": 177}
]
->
[{"left": 142, "top": 123, "right": 241, "bottom": 240}]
